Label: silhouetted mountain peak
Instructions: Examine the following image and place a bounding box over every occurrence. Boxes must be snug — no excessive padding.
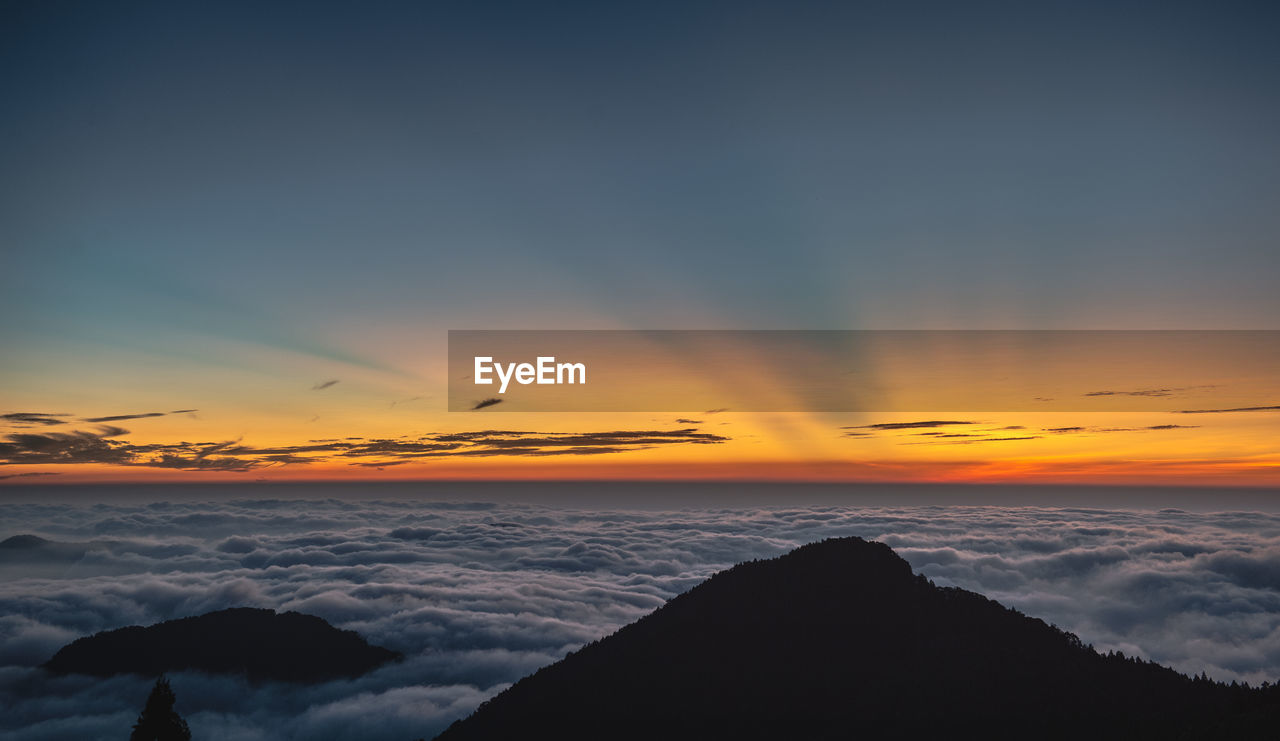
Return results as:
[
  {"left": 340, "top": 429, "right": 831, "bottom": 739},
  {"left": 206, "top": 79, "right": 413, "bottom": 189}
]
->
[
  {"left": 436, "top": 536, "right": 1280, "bottom": 741},
  {"left": 0, "top": 534, "right": 97, "bottom": 573},
  {"left": 43, "top": 607, "right": 400, "bottom": 683},
  {"left": 0, "top": 534, "right": 52, "bottom": 549},
  {"left": 691, "top": 535, "right": 919, "bottom": 597}
]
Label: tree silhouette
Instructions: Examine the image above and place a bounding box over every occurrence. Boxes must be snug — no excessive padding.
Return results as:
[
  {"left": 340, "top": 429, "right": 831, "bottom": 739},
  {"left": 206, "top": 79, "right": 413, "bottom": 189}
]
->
[{"left": 130, "top": 676, "right": 191, "bottom": 741}]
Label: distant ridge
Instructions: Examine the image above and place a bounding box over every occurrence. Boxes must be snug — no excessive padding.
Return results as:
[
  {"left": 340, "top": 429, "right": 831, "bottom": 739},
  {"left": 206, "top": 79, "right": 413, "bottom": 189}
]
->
[
  {"left": 436, "top": 537, "right": 1280, "bottom": 740},
  {"left": 0, "top": 533, "right": 94, "bottom": 561},
  {"left": 0, "top": 534, "right": 53, "bottom": 549},
  {"left": 43, "top": 607, "right": 400, "bottom": 683}
]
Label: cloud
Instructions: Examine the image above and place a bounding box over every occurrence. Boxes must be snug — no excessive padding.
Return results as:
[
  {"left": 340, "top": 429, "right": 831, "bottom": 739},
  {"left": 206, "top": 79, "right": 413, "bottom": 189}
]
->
[
  {"left": 0, "top": 425, "right": 731, "bottom": 472},
  {"left": 0, "top": 428, "right": 257, "bottom": 472},
  {"left": 1085, "top": 386, "right": 1217, "bottom": 398},
  {"left": 675, "top": 419, "right": 702, "bottom": 425},
  {"left": 844, "top": 420, "right": 977, "bottom": 430},
  {"left": 848, "top": 420, "right": 1207, "bottom": 446},
  {"left": 1042, "top": 425, "right": 1202, "bottom": 435},
  {"left": 842, "top": 420, "right": 1050, "bottom": 446},
  {"left": 0, "top": 472, "right": 59, "bottom": 480},
  {"left": 0, "top": 413, "right": 70, "bottom": 427},
  {"left": 471, "top": 398, "right": 502, "bottom": 411},
  {"left": 431, "top": 429, "right": 726, "bottom": 447},
  {"left": 312, "top": 380, "right": 340, "bottom": 391},
  {"left": 1177, "top": 405, "right": 1280, "bottom": 414},
  {"left": 67, "top": 411, "right": 199, "bottom": 424},
  {"left": 81, "top": 413, "right": 166, "bottom": 423},
  {"left": 5, "top": 498, "right": 1280, "bottom": 739},
  {"left": 328, "top": 429, "right": 730, "bottom": 462},
  {"left": 144, "top": 454, "right": 258, "bottom": 472},
  {"left": 0, "top": 429, "right": 136, "bottom": 466}
]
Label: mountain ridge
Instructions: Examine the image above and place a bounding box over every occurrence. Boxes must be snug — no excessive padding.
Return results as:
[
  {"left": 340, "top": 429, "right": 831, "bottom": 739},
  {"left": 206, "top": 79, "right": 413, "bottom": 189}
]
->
[
  {"left": 435, "top": 536, "right": 1279, "bottom": 740},
  {"left": 43, "top": 607, "right": 400, "bottom": 683}
]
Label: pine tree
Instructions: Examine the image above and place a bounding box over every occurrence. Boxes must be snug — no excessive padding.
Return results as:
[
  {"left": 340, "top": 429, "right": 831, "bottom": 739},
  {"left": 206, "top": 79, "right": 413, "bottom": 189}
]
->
[{"left": 130, "top": 676, "right": 191, "bottom": 741}]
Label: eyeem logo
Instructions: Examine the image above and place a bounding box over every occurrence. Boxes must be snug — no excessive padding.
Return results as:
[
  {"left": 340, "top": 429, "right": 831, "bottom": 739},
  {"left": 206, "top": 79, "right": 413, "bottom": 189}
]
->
[
  {"left": 450, "top": 330, "right": 1279, "bottom": 412},
  {"left": 474, "top": 356, "right": 587, "bottom": 394}
]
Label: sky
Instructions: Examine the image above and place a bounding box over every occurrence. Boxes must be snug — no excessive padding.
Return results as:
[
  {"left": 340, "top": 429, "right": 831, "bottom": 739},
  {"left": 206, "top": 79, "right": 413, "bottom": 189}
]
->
[{"left": 2, "top": 0, "right": 1278, "bottom": 485}]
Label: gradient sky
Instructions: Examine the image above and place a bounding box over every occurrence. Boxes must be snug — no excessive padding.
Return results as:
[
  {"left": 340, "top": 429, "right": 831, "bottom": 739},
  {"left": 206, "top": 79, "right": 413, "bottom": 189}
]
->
[{"left": 2, "top": 0, "right": 1278, "bottom": 485}]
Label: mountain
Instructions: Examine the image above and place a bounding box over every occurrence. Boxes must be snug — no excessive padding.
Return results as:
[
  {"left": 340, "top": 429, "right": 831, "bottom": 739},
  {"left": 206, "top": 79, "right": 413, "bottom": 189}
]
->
[
  {"left": 43, "top": 607, "right": 400, "bottom": 683},
  {"left": 0, "top": 534, "right": 54, "bottom": 549},
  {"left": 435, "top": 537, "right": 1280, "bottom": 740},
  {"left": 0, "top": 533, "right": 92, "bottom": 562}
]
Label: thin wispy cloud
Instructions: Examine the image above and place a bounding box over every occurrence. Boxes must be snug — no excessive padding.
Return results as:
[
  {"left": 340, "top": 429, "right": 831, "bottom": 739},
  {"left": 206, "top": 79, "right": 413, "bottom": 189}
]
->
[
  {"left": 1045, "top": 425, "right": 1202, "bottom": 434},
  {"left": 81, "top": 412, "right": 167, "bottom": 423},
  {"left": 65, "top": 410, "right": 201, "bottom": 424},
  {"left": 471, "top": 398, "right": 502, "bottom": 411},
  {"left": 312, "top": 380, "right": 340, "bottom": 391},
  {"left": 844, "top": 421, "right": 977, "bottom": 430},
  {"left": 0, "top": 471, "right": 59, "bottom": 480},
  {"left": 1177, "top": 405, "right": 1280, "bottom": 414},
  {"left": 0, "top": 413, "right": 72, "bottom": 427},
  {"left": 1085, "top": 385, "right": 1218, "bottom": 398},
  {"left": 903, "top": 435, "right": 1041, "bottom": 445},
  {"left": 844, "top": 419, "right": 1208, "bottom": 447}
]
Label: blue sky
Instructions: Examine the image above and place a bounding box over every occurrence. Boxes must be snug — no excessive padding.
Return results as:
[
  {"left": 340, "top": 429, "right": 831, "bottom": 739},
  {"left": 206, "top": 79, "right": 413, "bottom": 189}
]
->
[{"left": 5, "top": 0, "right": 1278, "bottom": 350}]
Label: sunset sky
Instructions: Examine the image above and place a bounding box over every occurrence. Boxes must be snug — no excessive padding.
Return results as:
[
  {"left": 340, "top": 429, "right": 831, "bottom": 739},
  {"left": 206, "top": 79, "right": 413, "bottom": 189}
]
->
[{"left": 2, "top": 1, "right": 1278, "bottom": 486}]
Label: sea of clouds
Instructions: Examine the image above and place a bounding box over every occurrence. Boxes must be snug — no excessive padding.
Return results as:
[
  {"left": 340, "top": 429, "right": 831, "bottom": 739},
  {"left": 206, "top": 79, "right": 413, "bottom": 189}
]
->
[{"left": 3, "top": 493, "right": 1280, "bottom": 740}]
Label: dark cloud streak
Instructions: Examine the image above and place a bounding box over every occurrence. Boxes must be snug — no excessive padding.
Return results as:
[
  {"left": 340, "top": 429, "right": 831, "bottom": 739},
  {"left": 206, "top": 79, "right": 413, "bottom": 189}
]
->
[
  {"left": 1085, "top": 386, "right": 1218, "bottom": 398},
  {"left": 0, "top": 413, "right": 71, "bottom": 427},
  {"left": 1177, "top": 405, "right": 1280, "bottom": 414},
  {"left": 844, "top": 420, "right": 977, "bottom": 430},
  {"left": 81, "top": 412, "right": 166, "bottom": 423},
  {"left": 0, "top": 425, "right": 730, "bottom": 472}
]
